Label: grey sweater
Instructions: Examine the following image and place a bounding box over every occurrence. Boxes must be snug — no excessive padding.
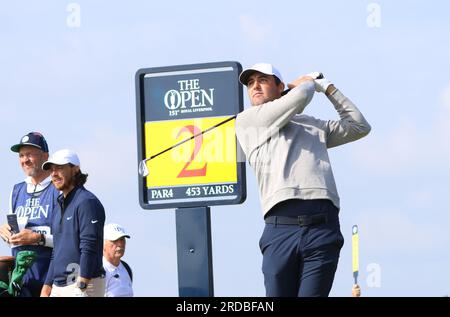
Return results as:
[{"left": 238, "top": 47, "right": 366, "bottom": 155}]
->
[{"left": 235, "top": 81, "right": 371, "bottom": 216}]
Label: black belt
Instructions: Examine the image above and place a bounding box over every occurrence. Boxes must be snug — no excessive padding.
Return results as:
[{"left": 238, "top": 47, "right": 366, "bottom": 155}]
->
[{"left": 265, "top": 214, "right": 328, "bottom": 227}]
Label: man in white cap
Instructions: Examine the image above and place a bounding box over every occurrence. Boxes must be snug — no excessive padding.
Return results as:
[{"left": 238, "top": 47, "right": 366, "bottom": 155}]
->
[
  {"left": 39, "top": 149, "right": 106, "bottom": 297},
  {"left": 103, "top": 223, "right": 133, "bottom": 297},
  {"left": 235, "top": 63, "right": 371, "bottom": 297}
]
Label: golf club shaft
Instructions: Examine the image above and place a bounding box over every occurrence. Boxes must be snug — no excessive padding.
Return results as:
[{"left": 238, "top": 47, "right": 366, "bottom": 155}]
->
[{"left": 143, "top": 115, "right": 237, "bottom": 163}]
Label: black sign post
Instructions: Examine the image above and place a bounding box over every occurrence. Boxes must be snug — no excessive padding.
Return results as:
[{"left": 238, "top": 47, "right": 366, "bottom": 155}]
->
[
  {"left": 176, "top": 206, "right": 213, "bottom": 296},
  {"left": 136, "top": 61, "right": 246, "bottom": 296}
]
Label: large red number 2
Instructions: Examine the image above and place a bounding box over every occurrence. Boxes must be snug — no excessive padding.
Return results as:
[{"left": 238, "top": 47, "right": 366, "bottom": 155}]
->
[{"left": 177, "top": 125, "right": 207, "bottom": 178}]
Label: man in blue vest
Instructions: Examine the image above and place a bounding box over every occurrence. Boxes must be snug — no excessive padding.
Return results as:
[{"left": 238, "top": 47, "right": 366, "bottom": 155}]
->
[{"left": 0, "top": 132, "right": 59, "bottom": 297}]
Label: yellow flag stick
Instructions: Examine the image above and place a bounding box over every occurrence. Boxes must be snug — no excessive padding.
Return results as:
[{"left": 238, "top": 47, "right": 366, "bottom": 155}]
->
[{"left": 352, "top": 225, "right": 359, "bottom": 284}]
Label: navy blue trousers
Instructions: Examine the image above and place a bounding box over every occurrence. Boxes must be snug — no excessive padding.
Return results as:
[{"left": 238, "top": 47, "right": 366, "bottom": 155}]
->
[{"left": 260, "top": 199, "right": 344, "bottom": 297}]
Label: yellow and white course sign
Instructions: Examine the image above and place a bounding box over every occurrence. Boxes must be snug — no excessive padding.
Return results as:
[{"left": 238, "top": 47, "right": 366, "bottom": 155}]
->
[{"left": 136, "top": 61, "right": 245, "bottom": 209}]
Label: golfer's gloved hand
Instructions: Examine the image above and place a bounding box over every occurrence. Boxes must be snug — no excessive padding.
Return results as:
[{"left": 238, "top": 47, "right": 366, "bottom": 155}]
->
[
  {"left": 310, "top": 72, "right": 332, "bottom": 94},
  {"left": 306, "top": 72, "right": 323, "bottom": 80}
]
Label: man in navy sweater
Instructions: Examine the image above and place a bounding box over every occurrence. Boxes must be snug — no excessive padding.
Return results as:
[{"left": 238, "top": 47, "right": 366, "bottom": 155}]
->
[{"left": 40, "top": 149, "right": 106, "bottom": 297}]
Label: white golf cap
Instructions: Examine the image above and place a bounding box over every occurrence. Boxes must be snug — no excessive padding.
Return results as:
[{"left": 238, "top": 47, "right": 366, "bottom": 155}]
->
[
  {"left": 42, "top": 149, "right": 80, "bottom": 170},
  {"left": 239, "top": 63, "right": 283, "bottom": 86},
  {"left": 104, "top": 223, "right": 131, "bottom": 241}
]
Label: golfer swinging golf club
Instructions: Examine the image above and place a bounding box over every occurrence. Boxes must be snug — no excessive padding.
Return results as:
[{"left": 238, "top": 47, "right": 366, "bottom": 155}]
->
[{"left": 235, "top": 63, "right": 371, "bottom": 297}]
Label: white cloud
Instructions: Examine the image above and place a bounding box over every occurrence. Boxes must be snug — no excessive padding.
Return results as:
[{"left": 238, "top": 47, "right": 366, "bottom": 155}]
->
[
  {"left": 437, "top": 84, "right": 450, "bottom": 144},
  {"left": 352, "top": 85, "right": 450, "bottom": 174},
  {"left": 437, "top": 86, "right": 450, "bottom": 162},
  {"left": 76, "top": 125, "right": 137, "bottom": 197},
  {"left": 357, "top": 208, "right": 450, "bottom": 255},
  {"left": 239, "top": 15, "right": 275, "bottom": 48},
  {"left": 440, "top": 84, "right": 450, "bottom": 113},
  {"left": 412, "top": 189, "right": 433, "bottom": 205},
  {"left": 352, "top": 117, "right": 423, "bottom": 172},
  {"left": 0, "top": 104, "right": 19, "bottom": 124}
]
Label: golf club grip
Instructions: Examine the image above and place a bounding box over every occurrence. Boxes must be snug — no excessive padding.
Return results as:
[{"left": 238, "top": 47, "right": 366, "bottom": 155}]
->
[
  {"left": 281, "top": 73, "right": 323, "bottom": 96},
  {"left": 149, "top": 115, "right": 237, "bottom": 161}
]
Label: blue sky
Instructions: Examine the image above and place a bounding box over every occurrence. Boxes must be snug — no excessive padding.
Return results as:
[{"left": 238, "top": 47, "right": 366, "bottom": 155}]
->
[{"left": 1, "top": 1, "right": 450, "bottom": 296}]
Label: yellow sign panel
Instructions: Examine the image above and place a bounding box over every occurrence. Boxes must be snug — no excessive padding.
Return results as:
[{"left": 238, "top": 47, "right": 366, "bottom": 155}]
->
[{"left": 144, "top": 116, "right": 237, "bottom": 188}]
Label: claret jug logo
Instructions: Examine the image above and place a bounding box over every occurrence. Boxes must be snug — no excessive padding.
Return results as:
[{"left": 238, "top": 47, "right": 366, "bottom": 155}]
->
[{"left": 164, "top": 79, "right": 214, "bottom": 116}]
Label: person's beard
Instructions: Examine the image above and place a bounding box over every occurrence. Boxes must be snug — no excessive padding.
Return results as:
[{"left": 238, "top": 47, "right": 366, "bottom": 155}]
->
[
  {"left": 52, "top": 174, "right": 75, "bottom": 193},
  {"left": 27, "top": 165, "right": 40, "bottom": 178}
]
